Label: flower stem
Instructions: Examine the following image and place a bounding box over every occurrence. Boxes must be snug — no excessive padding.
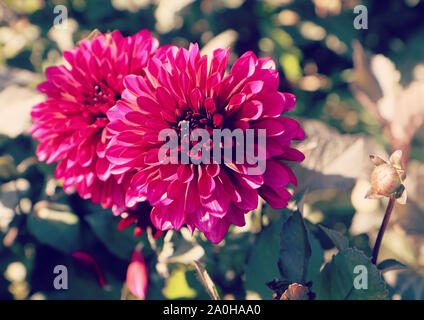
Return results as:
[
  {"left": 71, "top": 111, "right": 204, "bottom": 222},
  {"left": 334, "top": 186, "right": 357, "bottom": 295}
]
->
[{"left": 371, "top": 196, "right": 396, "bottom": 264}]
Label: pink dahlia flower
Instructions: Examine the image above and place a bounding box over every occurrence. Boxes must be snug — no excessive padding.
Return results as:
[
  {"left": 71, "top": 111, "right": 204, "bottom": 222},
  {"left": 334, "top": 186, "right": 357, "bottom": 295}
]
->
[
  {"left": 30, "top": 30, "right": 162, "bottom": 214},
  {"left": 106, "top": 44, "right": 305, "bottom": 243}
]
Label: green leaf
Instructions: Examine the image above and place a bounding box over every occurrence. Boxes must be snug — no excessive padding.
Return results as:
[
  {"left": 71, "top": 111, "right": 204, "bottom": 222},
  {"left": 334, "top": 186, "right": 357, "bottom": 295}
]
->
[
  {"left": 84, "top": 211, "right": 139, "bottom": 260},
  {"left": 45, "top": 255, "right": 121, "bottom": 300},
  {"left": 278, "top": 210, "right": 311, "bottom": 284},
  {"left": 306, "top": 232, "right": 324, "bottom": 286},
  {"left": 315, "top": 248, "right": 389, "bottom": 300},
  {"left": 377, "top": 259, "right": 407, "bottom": 273},
  {"left": 27, "top": 205, "right": 82, "bottom": 254},
  {"left": 319, "top": 225, "right": 349, "bottom": 250},
  {"left": 280, "top": 53, "right": 302, "bottom": 82},
  {"left": 244, "top": 215, "right": 287, "bottom": 299}
]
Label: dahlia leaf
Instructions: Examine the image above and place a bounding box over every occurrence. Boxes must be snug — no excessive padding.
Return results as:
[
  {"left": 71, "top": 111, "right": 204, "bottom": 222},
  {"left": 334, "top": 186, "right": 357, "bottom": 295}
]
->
[
  {"left": 85, "top": 211, "right": 139, "bottom": 260},
  {"left": 377, "top": 259, "right": 407, "bottom": 273},
  {"left": 319, "top": 225, "right": 349, "bottom": 251},
  {"left": 47, "top": 258, "right": 121, "bottom": 300},
  {"left": 305, "top": 232, "right": 324, "bottom": 288},
  {"left": 244, "top": 216, "right": 284, "bottom": 299},
  {"left": 27, "top": 203, "right": 82, "bottom": 254},
  {"left": 278, "top": 210, "right": 311, "bottom": 284},
  {"left": 315, "top": 248, "right": 389, "bottom": 300}
]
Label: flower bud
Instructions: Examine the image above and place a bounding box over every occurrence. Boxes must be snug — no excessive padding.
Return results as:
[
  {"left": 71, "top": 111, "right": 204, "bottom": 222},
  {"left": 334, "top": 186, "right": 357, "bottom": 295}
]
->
[
  {"left": 370, "top": 163, "right": 402, "bottom": 196},
  {"left": 126, "top": 245, "right": 149, "bottom": 300},
  {"left": 280, "top": 283, "right": 310, "bottom": 300},
  {"left": 366, "top": 150, "right": 407, "bottom": 204}
]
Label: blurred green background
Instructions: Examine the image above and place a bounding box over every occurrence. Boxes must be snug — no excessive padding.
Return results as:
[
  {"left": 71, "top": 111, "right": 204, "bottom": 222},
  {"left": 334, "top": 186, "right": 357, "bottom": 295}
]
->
[{"left": 1, "top": 0, "right": 424, "bottom": 300}]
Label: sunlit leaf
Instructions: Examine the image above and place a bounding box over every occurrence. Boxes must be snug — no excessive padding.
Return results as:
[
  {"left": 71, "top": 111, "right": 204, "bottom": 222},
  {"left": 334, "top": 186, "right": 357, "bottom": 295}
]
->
[
  {"left": 164, "top": 267, "right": 196, "bottom": 300},
  {"left": 315, "top": 248, "right": 388, "bottom": 300}
]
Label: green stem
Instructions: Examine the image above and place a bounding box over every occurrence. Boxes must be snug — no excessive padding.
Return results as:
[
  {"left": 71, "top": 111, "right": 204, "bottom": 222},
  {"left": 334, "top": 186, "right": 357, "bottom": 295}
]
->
[{"left": 371, "top": 196, "right": 396, "bottom": 265}]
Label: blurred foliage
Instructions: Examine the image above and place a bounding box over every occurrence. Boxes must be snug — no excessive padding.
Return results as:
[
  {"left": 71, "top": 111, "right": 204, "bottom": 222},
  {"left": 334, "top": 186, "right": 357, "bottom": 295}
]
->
[{"left": 1, "top": 0, "right": 424, "bottom": 300}]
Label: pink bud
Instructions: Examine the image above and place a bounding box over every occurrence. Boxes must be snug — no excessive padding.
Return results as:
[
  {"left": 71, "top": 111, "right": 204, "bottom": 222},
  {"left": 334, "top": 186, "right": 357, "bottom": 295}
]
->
[
  {"left": 366, "top": 150, "right": 407, "bottom": 204},
  {"left": 126, "top": 247, "right": 149, "bottom": 300},
  {"left": 371, "top": 163, "right": 402, "bottom": 196},
  {"left": 280, "top": 283, "right": 310, "bottom": 300}
]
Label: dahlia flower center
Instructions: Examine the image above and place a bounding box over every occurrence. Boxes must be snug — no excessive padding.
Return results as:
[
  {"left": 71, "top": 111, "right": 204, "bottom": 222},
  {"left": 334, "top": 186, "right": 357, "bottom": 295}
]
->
[
  {"left": 159, "top": 108, "right": 227, "bottom": 163},
  {"left": 81, "top": 82, "right": 121, "bottom": 124},
  {"left": 175, "top": 108, "right": 224, "bottom": 133},
  {"left": 157, "top": 105, "right": 251, "bottom": 165}
]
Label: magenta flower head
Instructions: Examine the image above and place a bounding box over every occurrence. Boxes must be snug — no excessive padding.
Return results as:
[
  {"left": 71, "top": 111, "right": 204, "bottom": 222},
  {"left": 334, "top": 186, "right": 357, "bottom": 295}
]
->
[
  {"left": 106, "top": 43, "right": 305, "bottom": 244},
  {"left": 30, "top": 30, "right": 162, "bottom": 214}
]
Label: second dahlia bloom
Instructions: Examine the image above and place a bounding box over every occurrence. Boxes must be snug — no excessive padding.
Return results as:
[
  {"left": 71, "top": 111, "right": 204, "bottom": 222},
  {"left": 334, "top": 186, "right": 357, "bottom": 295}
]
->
[
  {"left": 106, "top": 44, "right": 305, "bottom": 243},
  {"left": 30, "top": 30, "right": 161, "bottom": 214}
]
